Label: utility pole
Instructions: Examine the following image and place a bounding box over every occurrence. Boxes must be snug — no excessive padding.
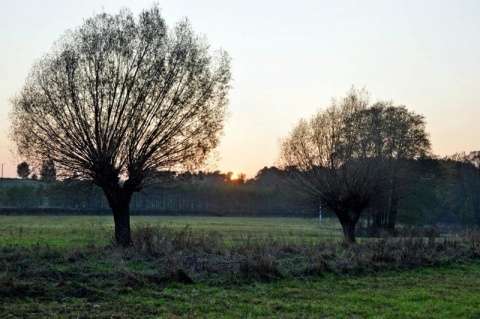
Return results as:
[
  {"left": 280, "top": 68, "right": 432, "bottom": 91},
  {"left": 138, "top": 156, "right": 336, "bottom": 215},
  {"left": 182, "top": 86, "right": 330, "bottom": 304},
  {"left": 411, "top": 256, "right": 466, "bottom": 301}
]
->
[{"left": 0, "top": 163, "right": 4, "bottom": 179}]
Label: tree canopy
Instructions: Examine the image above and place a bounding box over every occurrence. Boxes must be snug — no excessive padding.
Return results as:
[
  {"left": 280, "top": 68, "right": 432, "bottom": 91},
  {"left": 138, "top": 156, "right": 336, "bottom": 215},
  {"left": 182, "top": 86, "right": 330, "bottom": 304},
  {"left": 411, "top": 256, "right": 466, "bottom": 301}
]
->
[
  {"left": 16, "top": 161, "right": 31, "bottom": 179},
  {"left": 279, "top": 88, "right": 431, "bottom": 243},
  {"left": 10, "top": 5, "right": 231, "bottom": 246}
]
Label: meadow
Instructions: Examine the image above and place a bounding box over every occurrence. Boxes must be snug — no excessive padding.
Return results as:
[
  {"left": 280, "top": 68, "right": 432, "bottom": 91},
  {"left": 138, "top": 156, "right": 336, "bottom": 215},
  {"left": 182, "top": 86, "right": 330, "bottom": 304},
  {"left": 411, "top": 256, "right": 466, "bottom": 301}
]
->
[
  {"left": 1, "top": 215, "right": 480, "bottom": 318},
  {"left": 0, "top": 215, "right": 342, "bottom": 246}
]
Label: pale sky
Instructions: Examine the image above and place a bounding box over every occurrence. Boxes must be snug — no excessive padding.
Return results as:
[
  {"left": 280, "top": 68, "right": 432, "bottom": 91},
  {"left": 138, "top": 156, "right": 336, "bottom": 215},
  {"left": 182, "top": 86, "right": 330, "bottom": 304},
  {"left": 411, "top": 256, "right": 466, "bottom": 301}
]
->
[{"left": 1, "top": 0, "right": 479, "bottom": 178}]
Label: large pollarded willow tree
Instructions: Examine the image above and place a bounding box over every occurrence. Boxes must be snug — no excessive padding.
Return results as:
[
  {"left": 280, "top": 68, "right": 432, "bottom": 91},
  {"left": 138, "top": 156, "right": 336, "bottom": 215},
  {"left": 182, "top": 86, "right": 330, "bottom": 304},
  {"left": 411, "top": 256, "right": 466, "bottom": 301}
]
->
[{"left": 10, "top": 6, "right": 231, "bottom": 246}]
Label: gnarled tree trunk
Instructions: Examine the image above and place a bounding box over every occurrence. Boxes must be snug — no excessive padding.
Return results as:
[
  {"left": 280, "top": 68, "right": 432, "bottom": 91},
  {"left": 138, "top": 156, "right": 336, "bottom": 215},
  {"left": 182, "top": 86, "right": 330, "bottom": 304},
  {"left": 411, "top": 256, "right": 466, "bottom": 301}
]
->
[
  {"left": 103, "top": 187, "right": 134, "bottom": 247},
  {"left": 335, "top": 209, "right": 362, "bottom": 244}
]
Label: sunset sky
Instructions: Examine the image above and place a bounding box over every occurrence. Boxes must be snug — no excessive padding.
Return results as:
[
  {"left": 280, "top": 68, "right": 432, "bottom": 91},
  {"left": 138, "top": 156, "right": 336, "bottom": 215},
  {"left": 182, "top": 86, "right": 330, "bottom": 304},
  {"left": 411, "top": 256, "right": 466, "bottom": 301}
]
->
[{"left": 0, "top": 0, "right": 479, "bottom": 178}]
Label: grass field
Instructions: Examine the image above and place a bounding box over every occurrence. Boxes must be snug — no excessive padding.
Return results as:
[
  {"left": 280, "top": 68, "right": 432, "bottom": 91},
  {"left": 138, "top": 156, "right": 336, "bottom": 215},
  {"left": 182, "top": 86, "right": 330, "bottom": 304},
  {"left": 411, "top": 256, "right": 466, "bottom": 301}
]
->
[
  {"left": 1, "top": 215, "right": 480, "bottom": 318},
  {"left": 2, "top": 262, "right": 479, "bottom": 318},
  {"left": 0, "top": 215, "right": 342, "bottom": 246}
]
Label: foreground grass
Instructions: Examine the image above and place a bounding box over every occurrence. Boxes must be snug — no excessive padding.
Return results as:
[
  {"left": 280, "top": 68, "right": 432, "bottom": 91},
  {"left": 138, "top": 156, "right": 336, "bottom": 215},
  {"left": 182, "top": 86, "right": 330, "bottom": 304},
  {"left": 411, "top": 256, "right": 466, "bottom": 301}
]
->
[
  {"left": 2, "top": 262, "right": 480, "bottom": 318},
  {"left": 2, "top": 216, "right": 480, "bottom": 318}
]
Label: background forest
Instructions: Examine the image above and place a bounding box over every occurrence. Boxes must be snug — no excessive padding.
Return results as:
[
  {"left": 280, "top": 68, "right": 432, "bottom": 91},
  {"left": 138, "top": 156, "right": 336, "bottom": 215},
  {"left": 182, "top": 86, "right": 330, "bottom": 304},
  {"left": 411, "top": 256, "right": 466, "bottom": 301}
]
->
[{"left": 1, "top": 153, "right": 480, "bottom": 232}]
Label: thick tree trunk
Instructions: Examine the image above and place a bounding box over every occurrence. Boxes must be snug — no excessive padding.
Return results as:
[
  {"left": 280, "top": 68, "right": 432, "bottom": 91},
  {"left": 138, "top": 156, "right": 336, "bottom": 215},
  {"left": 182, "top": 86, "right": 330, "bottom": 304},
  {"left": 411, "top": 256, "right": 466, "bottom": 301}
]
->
[
  {"left": 341, "top": 220, "right": 357, "bottom": 244},
  {"left": 112, "top": 202, "right": 132, "bottom": 247},
  {"left": 335, "top": 209, "right": 361, "bottom": 244},
  {"left": 103, "top": 188, "right": 134, "bottom": 247}
]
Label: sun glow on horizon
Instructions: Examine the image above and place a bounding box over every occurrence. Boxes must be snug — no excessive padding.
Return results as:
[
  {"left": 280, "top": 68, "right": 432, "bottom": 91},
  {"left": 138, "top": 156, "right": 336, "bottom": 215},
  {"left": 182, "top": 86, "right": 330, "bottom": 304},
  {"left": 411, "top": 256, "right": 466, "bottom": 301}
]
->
[{"left": 229, "top": 172, "right": 239, "bottom": 181}]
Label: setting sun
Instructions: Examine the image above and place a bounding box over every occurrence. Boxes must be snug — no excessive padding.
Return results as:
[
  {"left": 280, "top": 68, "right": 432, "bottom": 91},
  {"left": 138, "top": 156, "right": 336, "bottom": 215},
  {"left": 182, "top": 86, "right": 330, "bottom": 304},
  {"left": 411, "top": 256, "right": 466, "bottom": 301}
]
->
[{"left": 229, "top": 172, "right": 239, "bottom": 180}]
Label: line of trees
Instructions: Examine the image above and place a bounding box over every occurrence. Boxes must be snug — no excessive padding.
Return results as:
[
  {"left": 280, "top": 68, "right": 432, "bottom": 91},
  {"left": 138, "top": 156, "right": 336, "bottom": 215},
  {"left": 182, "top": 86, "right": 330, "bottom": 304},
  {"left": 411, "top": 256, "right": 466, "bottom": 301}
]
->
[
  {"left": 16, "top": 160, "right": 56, "bottom": 181},
  {"left": 2, "top": 159, "right": 480, "bottom": 233},
  {"left": 1, "top": 167, "right": 312, "bottom": 217}
]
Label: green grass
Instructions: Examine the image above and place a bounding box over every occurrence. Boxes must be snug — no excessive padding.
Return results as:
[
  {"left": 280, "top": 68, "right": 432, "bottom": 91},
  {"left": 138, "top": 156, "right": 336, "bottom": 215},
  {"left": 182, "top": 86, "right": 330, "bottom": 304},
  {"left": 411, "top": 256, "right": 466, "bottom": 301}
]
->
[
  {"left": 1, "top": 215, "right": 479, "bottom": 318},
  {"left": 0, "top": 215, "right": 342, "bottom": 246},
  {"left": 2, "top": 262, "right": 479, "bottom": 318},
  {"left": 0, "top": 216, "right": 112, "bottom": 246}
]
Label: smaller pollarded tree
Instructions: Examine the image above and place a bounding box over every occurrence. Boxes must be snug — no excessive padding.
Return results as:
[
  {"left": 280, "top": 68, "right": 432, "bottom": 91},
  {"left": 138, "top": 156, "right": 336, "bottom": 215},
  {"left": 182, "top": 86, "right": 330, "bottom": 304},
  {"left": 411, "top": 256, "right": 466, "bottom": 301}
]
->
[
  {"left": 279, "top": 88, "right": 382, "bottom": 243},
  {"left": 17, "top": 161, "right": 31, "bottom": 179},
  {"left": 279, "top": 88, "right": 430, "bottom": 243}
]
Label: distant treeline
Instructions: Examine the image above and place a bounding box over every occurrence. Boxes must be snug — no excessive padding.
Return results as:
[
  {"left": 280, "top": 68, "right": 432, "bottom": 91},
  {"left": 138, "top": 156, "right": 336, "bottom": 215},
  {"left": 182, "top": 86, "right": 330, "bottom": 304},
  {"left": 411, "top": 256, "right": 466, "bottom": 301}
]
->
[
  {"left": 0, "top": 167, "right": 314, "bottom": 217},
  {"left": 1, "top": 158, "right": 480, "bottom": 228},
  {"left": 361, "top": 156, "right": 480, "bottom": 228}
]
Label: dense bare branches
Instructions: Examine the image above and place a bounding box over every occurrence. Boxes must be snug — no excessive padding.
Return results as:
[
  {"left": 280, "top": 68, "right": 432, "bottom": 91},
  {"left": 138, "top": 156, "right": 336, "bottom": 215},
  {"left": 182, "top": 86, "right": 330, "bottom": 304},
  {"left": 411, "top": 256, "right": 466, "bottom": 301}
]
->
[
  {"left": 279, "top": 88, "right": 431, "bottom": 242},
  {"left": 344, "top": 103, "right": 430, "bottom": 160},
  {"left": 10, "top": 5, "right": 231, "bottom": 246},
  {"left": 11, "top": 6, "right": 230, "bottom": 189}
]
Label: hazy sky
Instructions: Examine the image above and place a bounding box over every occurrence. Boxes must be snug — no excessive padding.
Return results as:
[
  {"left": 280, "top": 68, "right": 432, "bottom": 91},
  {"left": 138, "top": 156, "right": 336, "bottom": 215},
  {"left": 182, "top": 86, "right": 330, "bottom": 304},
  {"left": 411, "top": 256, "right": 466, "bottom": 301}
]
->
[{"left": 1, "top": 0, "right": 479, "bottom": 178}]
